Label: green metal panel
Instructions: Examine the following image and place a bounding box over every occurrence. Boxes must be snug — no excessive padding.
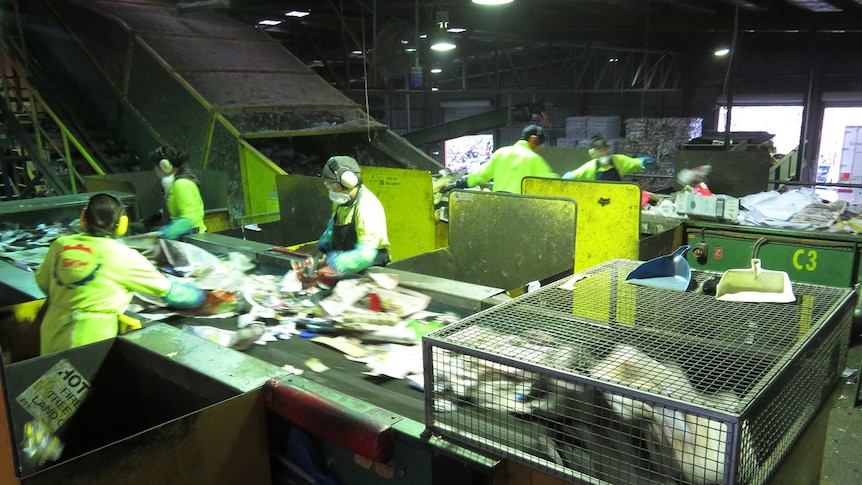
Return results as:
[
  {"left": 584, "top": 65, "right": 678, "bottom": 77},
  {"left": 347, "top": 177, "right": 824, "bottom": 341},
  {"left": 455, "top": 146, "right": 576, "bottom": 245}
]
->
[
  {"left": 239, "top": 141, "right": 286, "bottom": 219},
  {"left": 401, "top": 105, "right": 531, "bottom": 146},
  {"left": 674, "top": 150, "right": 774, "bottom": 198},
  {"left": 686, "top": 229, "right": 857, "bottom": 287},
  {"left": 207, "top": 117, "right": 245, "bottom": 222},
  {"left": 127, "top": 42, "right": 211, "bottom": 165},
  {"left": 447, "top": 191, "right": 577, "bottom": 291},
  {"left": 539, "top": 146, "right": 591, "bottom": 177},
  {"left": 45, "top": 0, "right": 130, "bottom": 90},
  {"left": 276, "top": 174, "right": 330, "bottom": 247}
]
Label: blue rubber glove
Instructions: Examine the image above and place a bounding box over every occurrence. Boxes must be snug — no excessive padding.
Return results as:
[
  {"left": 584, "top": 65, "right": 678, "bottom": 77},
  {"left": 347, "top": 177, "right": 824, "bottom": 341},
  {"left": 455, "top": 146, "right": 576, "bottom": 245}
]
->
[
  {"left": 317, "top": 220, "right": 334, "bottom": 253},
  {"left": 158, "top": 218, "right": 195, "bottom": 240},
  {"left": 325, "top": 250, "right": 344, "bottom": 271},
  {"left": 163, "top": 282, "right": 205, "bottom": 308},
  {"left": 640, "top": 156, "right": 657, "bottom": 171}
]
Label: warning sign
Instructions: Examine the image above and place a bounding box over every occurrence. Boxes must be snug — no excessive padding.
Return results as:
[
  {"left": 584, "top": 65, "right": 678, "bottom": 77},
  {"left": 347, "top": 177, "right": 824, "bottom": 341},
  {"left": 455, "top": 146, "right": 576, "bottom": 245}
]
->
[{"left": 16, "top": 359, "right": 92, "bottom": 432}]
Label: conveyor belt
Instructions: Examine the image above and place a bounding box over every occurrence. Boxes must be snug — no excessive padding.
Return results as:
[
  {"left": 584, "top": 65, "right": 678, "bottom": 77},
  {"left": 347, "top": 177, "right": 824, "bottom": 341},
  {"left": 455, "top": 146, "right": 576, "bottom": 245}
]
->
[{"left": 166, "top": 315, "right": 428, "bottom": 421}]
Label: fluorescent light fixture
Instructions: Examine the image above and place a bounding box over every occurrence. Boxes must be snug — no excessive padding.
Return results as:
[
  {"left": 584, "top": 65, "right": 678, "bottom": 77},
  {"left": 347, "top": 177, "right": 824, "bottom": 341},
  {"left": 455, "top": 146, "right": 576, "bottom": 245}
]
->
[
  {"left": 431, "top": 86, "right": 440, "bottom": 91},
  {"left": 472, "top": 0, "right": 514, "bottom": 5},
  {"left": 285, "top": 10, "right": 310, "bottom": 18},
  {"left": 447, "top": 27, "right": 467, "bottom": 33},
  {"left": 430, "top": 40, "right": 456, "bottom": 52},
  {"left": 431, "top": 66, "right": 443, "bottom": 74},
  {"left": 714, "top": 48, "right": 730, "bottom": 56},
  {"left": 258, "top": 19, "right": 283, "bottom": 26},
  {"left": 419, "top": 34, "right": 428, "bottom": 39},
  {"left": 405, "top": 46, "right": 417, "bottom": 53},
  {"left": 609, "top": 57, "right": 619, "bottom": 63}
]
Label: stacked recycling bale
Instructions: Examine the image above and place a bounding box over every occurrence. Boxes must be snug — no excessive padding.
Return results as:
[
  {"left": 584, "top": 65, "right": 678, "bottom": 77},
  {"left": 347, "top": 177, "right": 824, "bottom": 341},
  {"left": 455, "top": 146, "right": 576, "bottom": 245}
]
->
[
  {"left": 556, "top": 116, "right": 588, "bottom": 148},
  {"left": 618, "top": 117, "right": 703, "bottom": 192}
]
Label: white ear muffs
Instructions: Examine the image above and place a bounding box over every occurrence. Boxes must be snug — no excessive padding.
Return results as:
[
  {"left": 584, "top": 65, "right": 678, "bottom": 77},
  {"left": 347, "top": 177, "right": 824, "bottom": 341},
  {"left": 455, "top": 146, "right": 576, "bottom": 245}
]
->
[
  {"left": 159, "top": 158, "right": 173, "bottom": 173},
  {"left": 340, "top": 170, "right": 358, "bottom": 189}
]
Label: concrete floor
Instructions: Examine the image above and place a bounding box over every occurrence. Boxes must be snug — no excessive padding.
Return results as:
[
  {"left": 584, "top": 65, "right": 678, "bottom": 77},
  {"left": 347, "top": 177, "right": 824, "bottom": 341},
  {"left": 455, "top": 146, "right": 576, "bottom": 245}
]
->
[{"left": 821, "top": 344, "right": 862, "bottom": 485}]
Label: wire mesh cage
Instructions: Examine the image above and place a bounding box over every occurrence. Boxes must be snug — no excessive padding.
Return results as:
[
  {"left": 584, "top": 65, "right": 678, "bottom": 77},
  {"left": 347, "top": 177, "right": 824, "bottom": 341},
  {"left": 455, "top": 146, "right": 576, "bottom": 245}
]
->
[{"left": 422, "top": 259, "right": 855, "bottom": 485}]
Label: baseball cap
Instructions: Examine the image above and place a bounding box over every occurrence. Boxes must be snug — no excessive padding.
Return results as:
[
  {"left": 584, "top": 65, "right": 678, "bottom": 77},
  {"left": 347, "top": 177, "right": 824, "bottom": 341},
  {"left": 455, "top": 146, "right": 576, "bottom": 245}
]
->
[{"left": 520, "top": 124, "right": 545, "bottom": 144}]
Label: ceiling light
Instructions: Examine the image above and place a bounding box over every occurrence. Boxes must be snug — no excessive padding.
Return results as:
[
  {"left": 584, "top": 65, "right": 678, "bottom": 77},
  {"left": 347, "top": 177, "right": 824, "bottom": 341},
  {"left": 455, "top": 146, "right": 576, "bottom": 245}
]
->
[
  {"left": 430, "top": 38, "right": 456, "bottom": 52},
  {"left": 608, "top": 57, "right": 619, "bottom": 63},
  {"left": 430, "top": 66, "right": 443, "bottom": 74},
  {"left": 257, "top": 19, "right": 283, "bottom": 26},
  {"left": 472, "top": 0, "right": 514, "bottom": 5},
  {"left": 285, "top": 10, "right": 310, "bottom": 18},
  {"left": 447, "top": 27, "right": 467, "bottom": 33},
  {"left": 430, "top": 11, "right": 456, "bottom": 52},
  {"left": 714, "top": 48, "right": 730, "bottom": 57},
  {"left": 404, "top": 46, "right": 417, "bottom": 53},
  {"left": 431, "top": 86, "right": 440, "bottom": 92}
]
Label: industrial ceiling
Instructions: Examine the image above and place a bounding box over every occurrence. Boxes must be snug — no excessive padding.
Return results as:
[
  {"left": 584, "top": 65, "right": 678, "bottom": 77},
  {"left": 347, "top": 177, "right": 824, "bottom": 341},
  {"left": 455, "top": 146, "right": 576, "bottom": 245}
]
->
[{"left": 217, "top": 0, "right": 862, "bottom": 89}]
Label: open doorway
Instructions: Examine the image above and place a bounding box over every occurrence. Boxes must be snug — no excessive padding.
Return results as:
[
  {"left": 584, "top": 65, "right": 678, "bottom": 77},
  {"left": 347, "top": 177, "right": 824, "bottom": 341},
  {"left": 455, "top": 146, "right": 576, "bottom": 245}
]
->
[
  {"left": 818, "top": 107, "right": 862, "bottom": 184},
  {"left": 717, "top": 106, "right": 804, "bottom": 156}
]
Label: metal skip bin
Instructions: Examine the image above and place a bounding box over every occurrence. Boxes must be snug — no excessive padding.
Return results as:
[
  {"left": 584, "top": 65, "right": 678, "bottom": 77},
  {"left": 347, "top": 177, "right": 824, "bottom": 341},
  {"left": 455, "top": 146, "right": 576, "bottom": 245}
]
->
[
  {"left": 422, "top": 260, "right": 855, "bottom": 484},
  {"left": 1, "top": 325, "right": 273, "bottom": 484}
]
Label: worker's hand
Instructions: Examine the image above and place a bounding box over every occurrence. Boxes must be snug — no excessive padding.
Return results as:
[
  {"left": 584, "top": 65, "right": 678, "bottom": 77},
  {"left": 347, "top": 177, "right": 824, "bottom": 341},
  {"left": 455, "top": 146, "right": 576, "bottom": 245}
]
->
[
  {"left": 163, "top": 282, "right": 206, "bottom": 309},
  {"left": 640, "top": 156, "right": 657, "bottom": 171},
  {"left": 441, "top": 176, "right": 468, "bottom": 194}
]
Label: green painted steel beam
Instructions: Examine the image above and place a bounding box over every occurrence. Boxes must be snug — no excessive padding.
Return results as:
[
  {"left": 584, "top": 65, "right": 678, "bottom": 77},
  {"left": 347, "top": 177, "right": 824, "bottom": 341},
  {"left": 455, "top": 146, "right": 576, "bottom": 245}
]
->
[{"left": 401, "top": 105, "right": 532, "bottom": 147}]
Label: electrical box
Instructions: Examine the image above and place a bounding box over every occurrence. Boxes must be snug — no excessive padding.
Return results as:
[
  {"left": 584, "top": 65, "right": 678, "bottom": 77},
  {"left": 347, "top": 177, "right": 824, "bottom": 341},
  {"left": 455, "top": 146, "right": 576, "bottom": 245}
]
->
[{"left": 410, "top": 67, "right": 423, "bottom": 89}]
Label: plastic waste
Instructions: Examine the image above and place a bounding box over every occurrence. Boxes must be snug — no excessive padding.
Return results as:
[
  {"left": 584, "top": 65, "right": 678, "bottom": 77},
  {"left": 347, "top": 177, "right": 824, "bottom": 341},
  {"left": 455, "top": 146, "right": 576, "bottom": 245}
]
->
[{"left": 21, "top": 421, "right": 63, "bottom": 467}]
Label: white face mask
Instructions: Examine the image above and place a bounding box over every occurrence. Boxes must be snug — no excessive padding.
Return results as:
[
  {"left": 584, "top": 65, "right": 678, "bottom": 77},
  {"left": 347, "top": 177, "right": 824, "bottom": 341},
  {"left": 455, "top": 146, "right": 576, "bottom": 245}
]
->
[
  {"left": 599, "top": 155, "right": 612, "bottom": 166},
  {"left": 161, "top": 174, "right": 176, "bottom": 192},
  {"left": 328, "top": 190, "right": 352, "bottom": 205}
]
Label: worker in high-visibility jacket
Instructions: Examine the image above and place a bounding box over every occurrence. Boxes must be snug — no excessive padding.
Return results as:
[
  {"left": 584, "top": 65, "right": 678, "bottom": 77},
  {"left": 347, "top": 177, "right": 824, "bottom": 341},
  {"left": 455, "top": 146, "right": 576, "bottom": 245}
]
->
[
  {"left": 35, "top": 193, "right": 205, "bottom": 355},
  {"left": 443, "top": 124, "right": 558, "bottom": 194},
  {"left": 151, "top": 146, "right": 207, "bottom": 240},
  {"left": 316, "top": 156, "right": 391, "bottom": 273},
  {"left": 563, "top": 135, "right": 655, "bottom": 181}
]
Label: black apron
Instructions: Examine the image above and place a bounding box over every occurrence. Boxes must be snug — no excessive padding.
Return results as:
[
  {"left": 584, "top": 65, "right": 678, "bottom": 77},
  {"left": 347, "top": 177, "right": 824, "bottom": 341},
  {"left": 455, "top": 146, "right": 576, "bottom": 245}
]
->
[
  {"left": 330, "top": 190, "right": 390, "bottom": 267},
  {"left": 595, "top": 160, "right": 622, "bottom": 181}
]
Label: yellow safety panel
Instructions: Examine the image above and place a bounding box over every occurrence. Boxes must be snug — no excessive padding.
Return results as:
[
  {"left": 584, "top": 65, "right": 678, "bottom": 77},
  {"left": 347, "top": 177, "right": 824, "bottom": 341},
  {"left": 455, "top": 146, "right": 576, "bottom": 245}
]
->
[
  {"left": 203, "top": 210, "right": 231, "bottom": 233},
  {"left": 362, "top": 167, "right": 436, "bottom": 262},
  {"left": 239, "top": 140, "right": 286, "bottom": 218},
  {"left": 523, "top": 178, "right": 640, "bottom": 272},
  {"left": 570, "top": 268, "right": 612, "bottom": 322},
  {"left": 0, "top": 298, "right": 46, "bottom": 363}
]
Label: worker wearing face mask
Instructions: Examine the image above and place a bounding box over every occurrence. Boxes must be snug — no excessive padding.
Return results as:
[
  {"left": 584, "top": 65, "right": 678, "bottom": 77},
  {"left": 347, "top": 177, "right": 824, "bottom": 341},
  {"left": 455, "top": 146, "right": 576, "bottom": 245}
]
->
[
  {"left": 316, "top": 156, "right": 391, "bottom": 273},
  {"left": 150, "top": 146, "right": 207, "bottom": 240},
  {"left": 563, "top": 135, "right": 656, "bottom": 181},
  {"left": 35, "top": 193, "right": 205, "bottom": 355},
  {"left": 443, "top": 124, "right": 558, "bottom": 194}
]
